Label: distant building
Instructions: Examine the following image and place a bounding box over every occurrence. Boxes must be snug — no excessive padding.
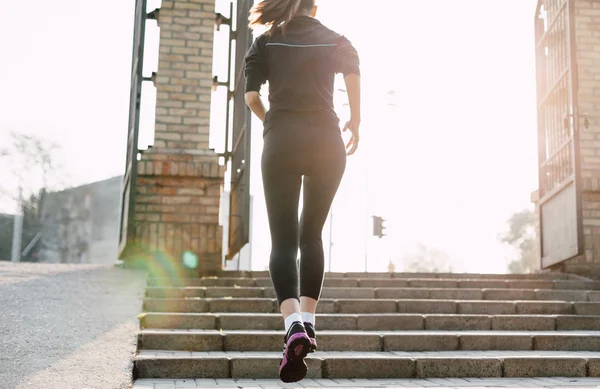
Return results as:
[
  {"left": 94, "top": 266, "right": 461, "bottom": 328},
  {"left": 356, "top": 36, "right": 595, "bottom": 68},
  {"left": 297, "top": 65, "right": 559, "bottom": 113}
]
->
[{"left": 39, "top": 176, "right": 122, "bottom": 264}]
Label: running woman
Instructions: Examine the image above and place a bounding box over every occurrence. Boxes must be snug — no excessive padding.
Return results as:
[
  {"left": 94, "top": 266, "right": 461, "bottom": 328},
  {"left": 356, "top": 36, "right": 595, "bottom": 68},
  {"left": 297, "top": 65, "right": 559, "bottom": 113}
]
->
[{"left": 244, "top": 0, "right": 361, "bottom": 382}]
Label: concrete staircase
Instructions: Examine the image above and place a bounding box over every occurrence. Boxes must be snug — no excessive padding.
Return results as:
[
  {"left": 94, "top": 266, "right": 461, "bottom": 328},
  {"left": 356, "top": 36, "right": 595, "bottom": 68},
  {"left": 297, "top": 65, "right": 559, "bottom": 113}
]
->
[{"left": 133, "top": 271, "right": 600, "bottom": 385}]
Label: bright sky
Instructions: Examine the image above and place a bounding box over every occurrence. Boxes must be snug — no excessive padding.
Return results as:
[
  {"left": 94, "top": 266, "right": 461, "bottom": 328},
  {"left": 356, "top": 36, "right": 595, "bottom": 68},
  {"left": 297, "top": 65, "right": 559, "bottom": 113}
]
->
[{"left": 0, "top": 0, "right": 539, "bottom": 273}]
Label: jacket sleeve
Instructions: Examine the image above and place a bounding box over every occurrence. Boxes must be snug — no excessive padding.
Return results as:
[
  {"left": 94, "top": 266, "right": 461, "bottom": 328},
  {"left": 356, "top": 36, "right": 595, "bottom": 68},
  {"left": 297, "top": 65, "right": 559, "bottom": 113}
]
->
[
  {"left": 244, "top": 35, "right": 268, "bottom": 93},
  {"left": 334, "top": 36, "right": 360, "bottom": 77}
]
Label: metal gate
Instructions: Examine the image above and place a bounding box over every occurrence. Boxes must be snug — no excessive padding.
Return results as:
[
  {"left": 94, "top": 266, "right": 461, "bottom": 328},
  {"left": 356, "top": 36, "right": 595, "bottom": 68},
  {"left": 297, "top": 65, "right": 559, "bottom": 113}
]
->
[
  {"left": 226, "top": 0, "right": 254, "bottom": 260},
  {"left": 118, "top": 0, "right": 148, "bottom": 258},
  {"left": 534, "top": 0, "right": 583, "bottom": 268}
]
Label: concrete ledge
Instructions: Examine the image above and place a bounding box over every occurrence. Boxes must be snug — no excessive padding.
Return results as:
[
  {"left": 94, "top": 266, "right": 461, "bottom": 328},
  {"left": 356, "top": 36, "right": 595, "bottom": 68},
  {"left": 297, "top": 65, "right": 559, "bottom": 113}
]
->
[
  {"left": 416, "top": 358, "right": 503, "bottom": 378},
  {"left": 137, "top": 330, "right": 600, "bottom": 353},
  {"left": 141, "top": 297, "right": 600, "bottom": 315},
  {"left": 140, "top": 313, "right": 600, "bottom": 332},
  {"left": 133, "top": 377, "right": 600, "bottom": 388},
  {"left": 322, "top": 357, "right": 415, "bottom": 379},
  {"left": 134, "top": 351, "right": 600, "bottom": 379},
  {"left": 134, "top": 356, "right": 230, "bottom": 379},
  {"left": 503, "top": 357, "right": 587, "bottom": 377}
]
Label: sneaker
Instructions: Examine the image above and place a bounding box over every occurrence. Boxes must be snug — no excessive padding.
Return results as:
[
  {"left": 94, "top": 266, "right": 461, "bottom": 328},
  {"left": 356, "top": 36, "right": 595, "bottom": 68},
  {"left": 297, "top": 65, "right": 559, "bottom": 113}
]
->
[
  {"left": 279, "top": 321, "right": 311, "bottom": 383},
  {"left": 304, "top": 322, "right": 317, "bottom": 352}
]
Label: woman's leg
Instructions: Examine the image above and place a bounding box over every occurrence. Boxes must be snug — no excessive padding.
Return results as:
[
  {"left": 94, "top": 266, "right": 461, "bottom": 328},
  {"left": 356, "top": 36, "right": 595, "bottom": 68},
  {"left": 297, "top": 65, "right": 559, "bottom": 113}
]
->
[
  {"left": 298, "top": 172, "right": 344, "bottom": 306},
  {"left": 299, "top": 132, "right": 346, "bottom": 326},
  {"left": 262, "top": 163, "right": 302, "bottom": 314},
  {"left": 262, "top": 130, "right": 313, "bottom": 383},
  {"left": 261, "top": 132, "right": 304, "bottom": 317}
]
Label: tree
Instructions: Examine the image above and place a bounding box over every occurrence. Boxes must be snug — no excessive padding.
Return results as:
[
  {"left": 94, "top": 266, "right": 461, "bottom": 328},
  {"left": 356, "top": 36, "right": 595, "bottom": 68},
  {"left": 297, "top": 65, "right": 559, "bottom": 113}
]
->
[
  {"left": 0, "top": 131, "right": 68, "bottom": 261},
  {"left": 403, "top": 243, "right": 454, "bottom": 273},
  {"left": 0, "top": 131, "right": 67, "bottom": 206},
  {"left": 498, "top": 209, "right": 537, "bottom": 274}
]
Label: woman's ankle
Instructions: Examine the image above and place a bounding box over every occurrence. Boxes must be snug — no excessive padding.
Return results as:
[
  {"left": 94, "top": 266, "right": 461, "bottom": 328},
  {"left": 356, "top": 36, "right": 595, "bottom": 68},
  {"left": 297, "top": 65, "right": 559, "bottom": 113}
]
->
[
  {"left": 284, "top": 312, "right": 303, "bottom": 332},
  {"left": 301, "top": 312, "right": 316, "bottom": 325},
  {"left": 280, "top": 298, "right": 301, "bottom": 318},
  {"left": 299, "top": 296, "right": 318, "bottom": 314}
]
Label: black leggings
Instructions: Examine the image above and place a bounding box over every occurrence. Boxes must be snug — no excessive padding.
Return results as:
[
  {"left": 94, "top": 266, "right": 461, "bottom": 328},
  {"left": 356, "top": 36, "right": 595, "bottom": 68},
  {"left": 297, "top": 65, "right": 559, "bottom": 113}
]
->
[{"left": 262, "top": 122, "right": 346, "bottom": 306}]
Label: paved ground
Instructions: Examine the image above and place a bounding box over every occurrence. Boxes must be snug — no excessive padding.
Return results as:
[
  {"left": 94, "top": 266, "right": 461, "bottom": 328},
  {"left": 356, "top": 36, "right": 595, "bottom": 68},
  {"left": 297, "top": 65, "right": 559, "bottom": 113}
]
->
[
  {"left": 0, "top": 262, "right": 147, "bottom": 389},
  {"left": 133, "top": 378, "right": 600, "bottom": 389}
]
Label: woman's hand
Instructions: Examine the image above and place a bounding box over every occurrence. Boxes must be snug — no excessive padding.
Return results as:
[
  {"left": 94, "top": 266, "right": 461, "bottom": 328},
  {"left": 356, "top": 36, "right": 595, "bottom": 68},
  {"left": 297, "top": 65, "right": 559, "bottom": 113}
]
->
[{"left": 343, "top": 118, "right": 360, "bottom": 156}]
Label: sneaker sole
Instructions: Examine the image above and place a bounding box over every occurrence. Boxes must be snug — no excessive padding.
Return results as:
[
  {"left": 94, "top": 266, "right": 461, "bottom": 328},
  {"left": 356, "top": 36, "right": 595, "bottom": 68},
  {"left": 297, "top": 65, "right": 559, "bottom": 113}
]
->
[{"left": 279, "top": 332, "right": 311, "bottom": 383}]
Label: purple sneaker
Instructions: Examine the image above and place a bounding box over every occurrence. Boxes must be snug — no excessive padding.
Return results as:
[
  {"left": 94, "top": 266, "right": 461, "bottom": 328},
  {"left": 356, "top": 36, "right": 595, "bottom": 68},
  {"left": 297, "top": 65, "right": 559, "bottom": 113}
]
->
[
  {"left": 304, "top": 322, "right": 317, "bottom": 352},
  {"left": 279, "top": 321, "right": 311, "bottom": 383}
]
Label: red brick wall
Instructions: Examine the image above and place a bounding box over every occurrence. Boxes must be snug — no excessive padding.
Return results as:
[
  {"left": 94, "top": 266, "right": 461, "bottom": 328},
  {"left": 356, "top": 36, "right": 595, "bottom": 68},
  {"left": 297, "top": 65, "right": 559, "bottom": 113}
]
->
[{"left": 132, "top": 0, "right": 225, "bottom": 276}]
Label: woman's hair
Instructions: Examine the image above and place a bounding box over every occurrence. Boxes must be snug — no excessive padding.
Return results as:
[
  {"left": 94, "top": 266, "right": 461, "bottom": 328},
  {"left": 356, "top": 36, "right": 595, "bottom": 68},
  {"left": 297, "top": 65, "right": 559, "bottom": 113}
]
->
[{"left": 249, "top": 0, "right": 315, "bottom": 33}]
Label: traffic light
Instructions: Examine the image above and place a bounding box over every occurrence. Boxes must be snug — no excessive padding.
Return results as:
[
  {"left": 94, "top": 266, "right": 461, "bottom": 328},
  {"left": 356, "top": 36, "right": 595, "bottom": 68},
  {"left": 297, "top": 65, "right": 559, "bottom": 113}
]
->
[{"left": 372, "top": 216, "right": 387, "bottom": 238}]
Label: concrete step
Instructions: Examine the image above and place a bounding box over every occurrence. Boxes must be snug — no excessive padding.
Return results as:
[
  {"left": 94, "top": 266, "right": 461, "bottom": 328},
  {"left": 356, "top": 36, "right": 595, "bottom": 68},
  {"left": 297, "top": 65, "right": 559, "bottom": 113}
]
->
[
  {"left": 140, "top": 313, "right": 600, "bottom": 331},
  {"left": 145, "top": 277, "right": 600, "bottom": 290},
  {"left": 138, "top": 329, "right": 600, "bottom": 352},
  {"left": 210, "top": 271, "right": 575, "bottom": 280},
  {"left": 142, "top": 297, "right": 600, "bottom": 315},
  {"left": 145, "top": 286, "right": 599, "bottom": 302},
  {"left": 134, "top": 350, "right": 600, "bottom": 379},
  {"left": 132, "top": 377, "right": 600, "bottom": 389}
]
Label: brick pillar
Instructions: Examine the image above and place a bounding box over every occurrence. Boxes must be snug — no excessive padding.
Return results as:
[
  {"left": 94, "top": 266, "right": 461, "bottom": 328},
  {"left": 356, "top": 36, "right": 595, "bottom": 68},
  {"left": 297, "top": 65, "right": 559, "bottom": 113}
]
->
[
  {"left": 558, "top": 0, "right": 600, "bottom": 278},
  {"left": 131, "top": 0, "right": 225, "bottom": 276}
]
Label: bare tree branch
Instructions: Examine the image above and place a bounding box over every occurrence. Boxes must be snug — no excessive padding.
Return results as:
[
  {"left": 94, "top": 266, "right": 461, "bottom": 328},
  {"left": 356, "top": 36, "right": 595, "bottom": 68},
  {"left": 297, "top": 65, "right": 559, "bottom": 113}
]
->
[{"left": 0, "top": 131, "right": 68, "bottom": 203}]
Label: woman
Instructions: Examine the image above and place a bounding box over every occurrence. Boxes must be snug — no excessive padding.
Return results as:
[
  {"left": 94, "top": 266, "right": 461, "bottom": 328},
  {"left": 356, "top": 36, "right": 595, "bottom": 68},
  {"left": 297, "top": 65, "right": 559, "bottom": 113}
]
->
[{"left": 244, "top": 0, "right": 361, "bottom": 382}]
